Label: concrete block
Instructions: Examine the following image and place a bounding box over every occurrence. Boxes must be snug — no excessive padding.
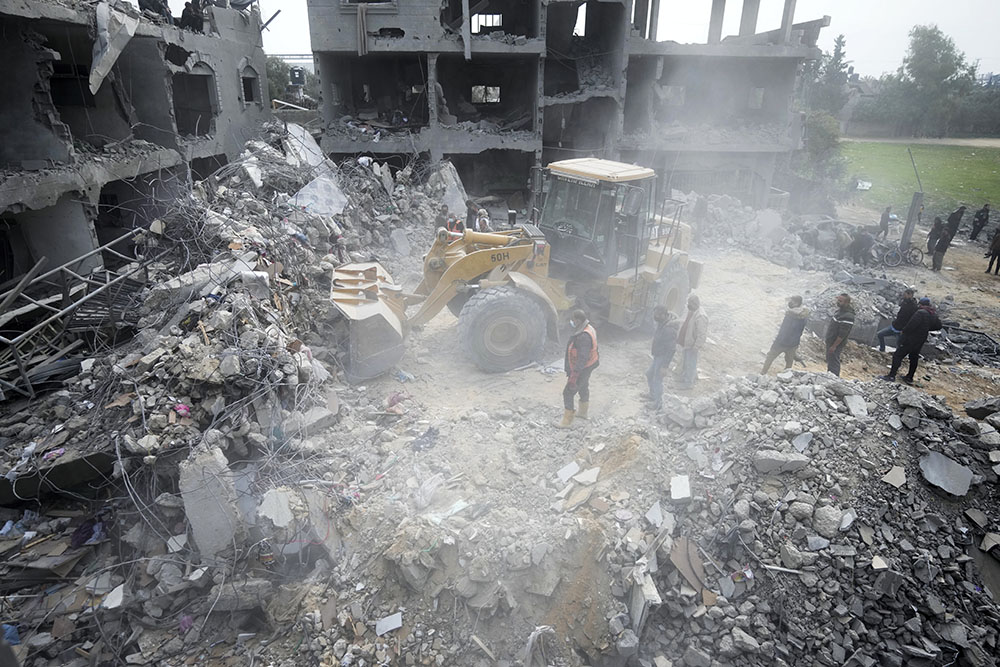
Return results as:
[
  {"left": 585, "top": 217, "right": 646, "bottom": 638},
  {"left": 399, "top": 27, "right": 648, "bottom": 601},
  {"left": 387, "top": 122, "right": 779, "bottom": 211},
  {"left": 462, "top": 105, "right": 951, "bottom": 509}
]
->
[{"left": 179, "top": 446, "right": 247, "bottom": 561}]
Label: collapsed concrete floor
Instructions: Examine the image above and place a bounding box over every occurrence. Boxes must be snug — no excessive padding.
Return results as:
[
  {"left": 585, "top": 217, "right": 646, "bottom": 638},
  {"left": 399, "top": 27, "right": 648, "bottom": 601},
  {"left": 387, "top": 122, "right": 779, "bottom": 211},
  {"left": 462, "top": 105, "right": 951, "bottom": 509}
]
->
[{"left": 1, "top": 126, "right": 1000, "bottom": 667}]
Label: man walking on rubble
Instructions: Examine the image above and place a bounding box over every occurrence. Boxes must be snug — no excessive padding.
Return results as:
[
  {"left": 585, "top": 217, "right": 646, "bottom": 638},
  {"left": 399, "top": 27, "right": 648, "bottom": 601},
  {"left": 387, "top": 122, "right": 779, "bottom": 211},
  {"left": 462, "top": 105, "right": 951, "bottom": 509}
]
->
[
  {"left": 558, "top": 309, "right": 599, "bottom": 428},
  {"left": 877, "top": 206, "right": 892, "bottom": 240},
  {"left": 881, "top": 297, "right": 941, "bottom": 385},
  {"left": 971, "top": 204, "right": 990, "bottom": 241},
  {"left": 875, "top": 288, "right": 917, "bottom": 352},
  {"left": 761, "top": 295, "right": 810, "bottom": 374},
  {"left": 645, "top": 306, "right": 679, "bottom": 409},
  {"left": 931, "top": 230, "right": 953, "bottom": 271},
  {"left": 676, "top": 294, "right": 708, "bottom": 390},
  {"left": 825, "top": 293, "right": 855, "bottom": 377}
]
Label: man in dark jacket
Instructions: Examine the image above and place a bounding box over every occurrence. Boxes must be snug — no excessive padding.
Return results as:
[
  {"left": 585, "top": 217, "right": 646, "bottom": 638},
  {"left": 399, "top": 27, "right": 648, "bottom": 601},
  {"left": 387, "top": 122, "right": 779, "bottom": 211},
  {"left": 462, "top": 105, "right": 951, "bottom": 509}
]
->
[
  {"left": 875, "top": 289, "right": 917, "bottom": 352},
  {"left": 881, "top": 298, "right": 942, "bottom": 384},
  {"left": 926, "top": 217, "right": 944, "bottom": 254},
  {"left": 558, "top": 309, "right": 599, "bottom": 428},
  {"left": 971, "top": 204, "right": 990, "bottom": 241},
  {"left": 946, "top": 206, "right": 966, "bottom": 237},
  {"left": 986, "top": 232, "right": 1000, "bottom": 275},
  {"left": 877, "top": 206, "right": 892, "bottom": 240},
  {"left": 826, "top": 293, "right": 855, "bottom": 377},
  {"left": 645, "top": 306, "right": 679, "bottom": 409},
  {"left": 761, "top": 296, "right": 810, "bottom": 374},
  {"left": 931, "top": 231, "right": 953, "bottom": 271}
]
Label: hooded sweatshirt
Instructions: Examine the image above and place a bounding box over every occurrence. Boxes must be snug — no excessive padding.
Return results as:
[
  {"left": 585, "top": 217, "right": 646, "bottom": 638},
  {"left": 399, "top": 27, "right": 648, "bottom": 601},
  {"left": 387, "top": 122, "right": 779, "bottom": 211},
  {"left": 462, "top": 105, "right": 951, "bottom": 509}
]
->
[
  {"left": 891, "top": 297, "right": 918, "bottom": 330},
  {"left": 899, "top": 305, "right": 942, "bottom": 349},
  {"left": 773, "top": 305, "right": 811, "bottom": 348}
]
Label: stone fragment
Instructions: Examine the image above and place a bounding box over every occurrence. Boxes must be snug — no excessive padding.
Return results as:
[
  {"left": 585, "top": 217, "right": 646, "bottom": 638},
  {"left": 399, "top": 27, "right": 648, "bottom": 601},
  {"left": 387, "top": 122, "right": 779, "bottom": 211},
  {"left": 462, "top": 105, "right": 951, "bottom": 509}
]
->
[
  {"left": 919, "top": 452, "right": 972, "bottom": 496},
  {"left": 813, "top": 505, "right": 842, "bottom": 539},
  {"left": 965, "top": 396, "right": 1000, "bottom": 420},
  {"left": 753, "top": 449, "right": 809, "bottom": 474},
  {"left": 780, "top": 543, "right": 804, "bottom": 569},
  {"left": 645, "top": 501, "right": 664, "bottom": 528},
  {"left": 791, "top": 432, "right": 813, "bottom": 453},
  {"left": 616, "top": 629, "right": 639, "bottom": 657},
  {"left": 789, "top": 501, "right": 814, "bottom": 520},
  {"left": 888, "top": 414, "right": 903, "bottom": 430},
  {"left": 219, "top": 353, "right": 241, "bottom": 377},
  {"left": 731, "top": 627, "right": 760, "bottom": 653},
  {"left": 783, "top": 421, "right": 803, "bottom": 437},
  {"left": 806, "top": 535, "right": 829, "bottom": 551},
  {"left": 670, "top": 475, "right": 690, "bottom": 501},
  {"left": 843, "top": 394, "right": 868, "bottom": 417},
  {"left": 202, "top": 578, "right": 272, "bottom": 612},
  {"left": 573, "top": 467, "right": 600, "bottom": 485},
  {"left": 389, "top": 229, "right": 411, "bottom": 256},
  {"left": 258, "top": 488, "right": 295, "bottom": 528},
  {"left": 376, "top": 612, "right": 403, "bottom": 636},
  {"left": 556, "top": 461, "right": 579, "bottom": 484},
  {"left": 965, "top": 508, "right": 988, "bottom": 530},
  {"left": 683, "top": 646, "right": 712, "bottom": 667},
  {"left": 881, "top": 466, "right": 906, "bottom": 488}
]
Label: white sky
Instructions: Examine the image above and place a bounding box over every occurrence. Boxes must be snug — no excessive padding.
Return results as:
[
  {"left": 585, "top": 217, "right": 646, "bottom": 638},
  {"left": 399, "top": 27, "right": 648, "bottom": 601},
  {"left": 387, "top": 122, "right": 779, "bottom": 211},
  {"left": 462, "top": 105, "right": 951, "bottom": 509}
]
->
[{"left": 218, "top": 0, "right": 1000, "bottom": 77}]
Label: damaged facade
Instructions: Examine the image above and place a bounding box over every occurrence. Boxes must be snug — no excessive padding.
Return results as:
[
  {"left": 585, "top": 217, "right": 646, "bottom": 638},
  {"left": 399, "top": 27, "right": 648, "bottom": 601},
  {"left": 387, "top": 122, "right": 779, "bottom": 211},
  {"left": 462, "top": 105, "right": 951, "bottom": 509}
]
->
[
  {"left": 0, "top": 0, "right": 270, "bottom": 289},
  {"left": 308, "top": 0, "right": 827, "bottom": 205}
]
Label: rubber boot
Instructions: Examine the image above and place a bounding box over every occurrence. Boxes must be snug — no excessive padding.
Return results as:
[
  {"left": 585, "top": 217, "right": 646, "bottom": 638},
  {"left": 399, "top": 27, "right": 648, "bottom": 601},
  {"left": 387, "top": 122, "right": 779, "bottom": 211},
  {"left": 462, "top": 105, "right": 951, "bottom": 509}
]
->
[
  {"left": 556, "top": 409, "right": 575, "bottom": 429},
  {"left": 577, "top": 402, "right": 590, "bottom": 420}
]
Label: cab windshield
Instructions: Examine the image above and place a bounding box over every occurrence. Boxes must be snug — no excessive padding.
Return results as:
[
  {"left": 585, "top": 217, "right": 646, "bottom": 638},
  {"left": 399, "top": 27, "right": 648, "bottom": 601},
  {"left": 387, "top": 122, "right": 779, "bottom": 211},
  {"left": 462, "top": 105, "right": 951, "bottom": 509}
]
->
[{"left": 539, "top": 177, "right": 601, "bottom": 239}]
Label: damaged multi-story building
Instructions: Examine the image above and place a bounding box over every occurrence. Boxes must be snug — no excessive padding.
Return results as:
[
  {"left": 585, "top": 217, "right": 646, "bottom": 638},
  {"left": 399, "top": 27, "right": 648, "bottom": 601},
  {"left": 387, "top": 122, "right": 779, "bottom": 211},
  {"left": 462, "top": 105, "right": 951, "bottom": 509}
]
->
[
  {"left": 308, "top": 0, "right": 828, "bottom": 206},
  {"left": 0, "top": 0, "right": 269, "bottom": 286}
]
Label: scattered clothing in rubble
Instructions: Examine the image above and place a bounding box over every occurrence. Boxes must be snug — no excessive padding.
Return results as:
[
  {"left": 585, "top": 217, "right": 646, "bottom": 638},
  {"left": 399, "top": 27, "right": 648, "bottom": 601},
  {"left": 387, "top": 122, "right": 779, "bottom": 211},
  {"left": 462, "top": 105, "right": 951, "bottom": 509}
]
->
[
  {"left": 762, "top": 297, "right": 810, "bottom": 374},
  {"left": 825, "top": 294, "right": 855, "bottom": 377}
]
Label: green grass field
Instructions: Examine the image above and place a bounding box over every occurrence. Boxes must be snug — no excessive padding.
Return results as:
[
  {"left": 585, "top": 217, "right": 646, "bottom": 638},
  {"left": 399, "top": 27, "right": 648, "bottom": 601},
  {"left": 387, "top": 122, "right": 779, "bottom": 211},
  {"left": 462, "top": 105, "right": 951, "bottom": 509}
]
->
[{"left": 841, "top": 142, "right": 1000, "bottom": 219}]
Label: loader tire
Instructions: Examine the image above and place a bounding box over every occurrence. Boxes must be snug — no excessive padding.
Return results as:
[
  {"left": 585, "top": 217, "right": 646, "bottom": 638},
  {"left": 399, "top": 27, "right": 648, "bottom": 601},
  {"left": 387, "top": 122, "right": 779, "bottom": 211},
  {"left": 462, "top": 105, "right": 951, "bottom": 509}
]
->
[
  {"left": 458, "top": 286, "right": 545, "bottom": 373},
  {"left": 646, "top": 258, "right": 691, "bottom": 325}
]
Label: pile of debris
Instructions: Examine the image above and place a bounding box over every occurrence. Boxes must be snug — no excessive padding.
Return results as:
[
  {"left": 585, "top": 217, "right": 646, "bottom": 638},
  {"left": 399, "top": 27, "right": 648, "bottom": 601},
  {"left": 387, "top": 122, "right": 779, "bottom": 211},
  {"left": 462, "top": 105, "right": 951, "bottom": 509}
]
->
[{"left": 0, "top": 123, "right": 469, "bottom": 666}]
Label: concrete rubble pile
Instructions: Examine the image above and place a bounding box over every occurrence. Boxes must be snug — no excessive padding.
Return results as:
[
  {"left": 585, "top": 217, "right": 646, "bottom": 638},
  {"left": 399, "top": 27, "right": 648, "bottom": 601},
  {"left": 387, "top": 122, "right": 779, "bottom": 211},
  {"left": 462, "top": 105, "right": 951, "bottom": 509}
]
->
[{"left": 0, "top": 123, "right": 462, "bottom": 666}]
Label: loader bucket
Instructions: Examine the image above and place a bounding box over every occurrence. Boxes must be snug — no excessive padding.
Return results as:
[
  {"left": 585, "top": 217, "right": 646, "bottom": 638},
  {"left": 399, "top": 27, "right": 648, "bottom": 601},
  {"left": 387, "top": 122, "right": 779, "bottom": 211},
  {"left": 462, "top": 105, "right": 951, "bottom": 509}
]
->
[{"left": 330, "top": 262, "right": 406, "bottom": 382}]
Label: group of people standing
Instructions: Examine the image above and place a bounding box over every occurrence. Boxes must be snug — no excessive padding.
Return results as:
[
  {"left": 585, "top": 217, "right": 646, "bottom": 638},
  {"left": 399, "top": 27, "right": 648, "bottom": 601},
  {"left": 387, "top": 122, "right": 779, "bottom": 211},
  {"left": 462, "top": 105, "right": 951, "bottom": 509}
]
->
[
  {"left": 435, "top": 199, "right": 493, "bottom": 235},
  {"left": 557, "top": 294, "right": 709, "bottom": 427},
  {"left": 925, "top": 203, "right": 993, "bottom": 272}
]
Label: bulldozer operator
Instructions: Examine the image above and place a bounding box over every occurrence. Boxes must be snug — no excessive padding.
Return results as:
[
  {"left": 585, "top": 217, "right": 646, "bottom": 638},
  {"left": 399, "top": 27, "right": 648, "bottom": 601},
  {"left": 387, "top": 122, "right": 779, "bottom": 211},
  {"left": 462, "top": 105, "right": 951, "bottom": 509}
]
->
[{"left": 558, "top": 309, "right": 600, "bottom": 429}]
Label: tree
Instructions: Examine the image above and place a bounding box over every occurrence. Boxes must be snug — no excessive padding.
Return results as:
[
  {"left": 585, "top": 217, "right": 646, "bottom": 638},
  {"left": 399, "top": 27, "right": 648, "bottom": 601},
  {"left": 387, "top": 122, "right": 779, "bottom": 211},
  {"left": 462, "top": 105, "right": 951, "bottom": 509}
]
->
[
  {"left": 813, "top": 34, "right": 850, "bottom": 115},
  {"left": 899, "top": 25, "right": 976, "bottom": 136},
  {"left": 796, "top": 34, "right": 850, "bottom": 115},
  {"left": 265, "top": 56, "right": 290, "bottom": 103},
  {"left": 799, "top": 112, "right": 846, "bottom": 181}
]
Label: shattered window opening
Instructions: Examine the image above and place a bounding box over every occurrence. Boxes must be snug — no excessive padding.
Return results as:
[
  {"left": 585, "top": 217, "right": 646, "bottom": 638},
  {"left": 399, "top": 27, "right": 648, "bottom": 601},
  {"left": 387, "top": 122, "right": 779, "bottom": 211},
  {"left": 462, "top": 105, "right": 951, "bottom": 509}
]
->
[
  {"left": 471, "top": 85, "right": 501, "bottom": 104},
  {"left": 241, "top": 66, "right": 262, "bottom": 107},
  {"left": 50, "top": 63, "right": 96, "bottom": 107},
  {"left": 471, "top": 13, "right": 502, "bottom": 34}
]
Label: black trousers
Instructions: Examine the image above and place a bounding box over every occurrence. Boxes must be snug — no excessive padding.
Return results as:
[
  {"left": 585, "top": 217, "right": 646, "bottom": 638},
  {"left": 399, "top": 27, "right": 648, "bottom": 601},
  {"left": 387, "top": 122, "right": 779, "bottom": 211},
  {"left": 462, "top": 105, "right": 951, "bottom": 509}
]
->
[
  {"left": 988, "top": 254, "right": 1000, "bottom": 274},
  {"left": 826, "top": 341, "right": 846, "bottom": 377},
  {"left": 563, "top": 363, "right": 597, "bottom": 410},
  {"left": 889, "top": 344, "right": 921, "bottom": 380}
]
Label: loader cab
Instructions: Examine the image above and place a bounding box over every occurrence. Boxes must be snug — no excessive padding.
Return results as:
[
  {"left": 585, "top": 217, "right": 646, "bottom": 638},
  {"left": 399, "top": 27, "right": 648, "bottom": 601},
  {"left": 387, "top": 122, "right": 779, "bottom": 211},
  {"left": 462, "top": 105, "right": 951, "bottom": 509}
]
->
[{"left": 537, "top": 158, "right": 655, "bottom": 281}]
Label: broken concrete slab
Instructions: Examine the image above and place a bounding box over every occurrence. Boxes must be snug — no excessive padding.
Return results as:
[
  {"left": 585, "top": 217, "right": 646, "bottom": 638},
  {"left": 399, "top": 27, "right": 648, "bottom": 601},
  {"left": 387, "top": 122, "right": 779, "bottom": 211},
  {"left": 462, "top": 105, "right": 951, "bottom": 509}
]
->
[
  {"left": 573, "top": 467, "right": 600, "bottom": 486},
  {"left": 670, "top": 475, "right": 690, "bottom": 501},
  {"left": 556, "top": 461, "right": 579, "bottom": 484},
  {"left": 178, "top": 446, "right": 247, "bottom": 561},
  {"left": 753, "top": 449, "right": 809, "bottom": 474},
  {"left": 843, "top": 394, "right": 868, "bottom": 417},
  {"left": 286, "top": 407, "right": 338, "bottom": 436},
  {"left": 881, "top": 466, "right": 906, "bottom": 489},
  {"left": 258, "top": 488, "right": 295, "bottom": 528},
  {"left": 375, "top": 612, "right": 403, "bottom": 636},
  {"left": 791, "top": 432, "right": 813, "bottom": 453},
  {"left": 919, "top": 451, "right": 973, "bottom": 497}
]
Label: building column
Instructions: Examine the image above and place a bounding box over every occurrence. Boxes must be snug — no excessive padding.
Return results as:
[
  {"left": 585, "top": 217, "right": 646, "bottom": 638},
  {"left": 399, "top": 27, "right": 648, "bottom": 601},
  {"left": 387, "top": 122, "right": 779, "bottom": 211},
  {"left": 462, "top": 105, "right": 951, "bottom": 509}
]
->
[
  {"left": 648, "top": 0, "right": 660, "bottom": 40},
  {"left": 633, "top": 0, "right": 650, "bottom": 37},
  {"left": 739, "top": 0, "right": 760, "bottom": 36},
  {"left": 708, "top": 0, "right": 726, "bottom": 44},
  {"left": 780, "top": 0, "right": 796, "bottom": 43}
]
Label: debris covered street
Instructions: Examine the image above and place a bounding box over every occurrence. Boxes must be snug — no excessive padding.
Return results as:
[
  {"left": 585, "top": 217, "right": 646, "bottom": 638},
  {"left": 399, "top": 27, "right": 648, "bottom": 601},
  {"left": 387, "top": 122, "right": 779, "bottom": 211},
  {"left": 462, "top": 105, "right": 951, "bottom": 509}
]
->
[{"left": 2, "top": 0, "right": 1000, "bottom": 665}]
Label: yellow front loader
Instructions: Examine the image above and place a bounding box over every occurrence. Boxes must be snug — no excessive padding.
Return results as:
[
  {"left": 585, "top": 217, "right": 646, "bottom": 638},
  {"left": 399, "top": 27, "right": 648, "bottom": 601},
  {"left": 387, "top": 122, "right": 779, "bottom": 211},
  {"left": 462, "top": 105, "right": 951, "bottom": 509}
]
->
[{"left": 330, "top": 158, "right": 700, "bottom": 381}]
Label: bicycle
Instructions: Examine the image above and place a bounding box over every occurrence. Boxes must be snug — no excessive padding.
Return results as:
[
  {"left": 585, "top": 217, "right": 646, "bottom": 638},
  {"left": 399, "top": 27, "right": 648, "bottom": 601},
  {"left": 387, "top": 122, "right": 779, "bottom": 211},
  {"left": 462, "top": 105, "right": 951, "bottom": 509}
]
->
[{"left": 882, "top": 241, "right": 924, "bottom": 268}]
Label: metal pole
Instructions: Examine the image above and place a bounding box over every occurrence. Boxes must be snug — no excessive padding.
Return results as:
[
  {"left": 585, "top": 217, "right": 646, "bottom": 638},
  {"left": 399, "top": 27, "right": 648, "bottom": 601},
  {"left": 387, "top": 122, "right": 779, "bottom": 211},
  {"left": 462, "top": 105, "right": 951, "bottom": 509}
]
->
[{"left": 908, "top": 147, "right": 923, "bottom": 193}]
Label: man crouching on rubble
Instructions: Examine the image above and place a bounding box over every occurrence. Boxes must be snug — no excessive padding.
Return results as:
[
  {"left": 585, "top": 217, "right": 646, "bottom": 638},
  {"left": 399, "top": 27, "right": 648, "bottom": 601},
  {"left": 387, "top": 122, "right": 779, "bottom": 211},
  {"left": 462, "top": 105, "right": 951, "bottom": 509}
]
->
[
  {"left": 825, "top": 293, "right": 855, "bottom": 377},
  {"left": 761, "top": 295, "right": 810, "bottom": 374}
]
